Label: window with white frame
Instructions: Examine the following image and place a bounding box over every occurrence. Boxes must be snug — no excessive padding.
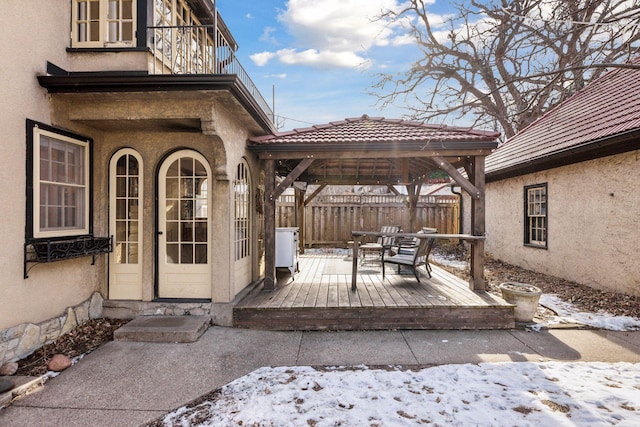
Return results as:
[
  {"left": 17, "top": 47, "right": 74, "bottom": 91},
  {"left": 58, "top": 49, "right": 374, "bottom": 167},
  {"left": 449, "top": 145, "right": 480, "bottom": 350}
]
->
[
  {"left": 72, "top": 0, "right": 136, "bottom": 48},
  {"left": 524, "top": 183, "right": 547, "bottom": 248},
  {"left": 234, "top": 161, "right": 251, "bottom": 261},
  {"left": 27, "top": 121, "right": 91, "bottom": 239}
]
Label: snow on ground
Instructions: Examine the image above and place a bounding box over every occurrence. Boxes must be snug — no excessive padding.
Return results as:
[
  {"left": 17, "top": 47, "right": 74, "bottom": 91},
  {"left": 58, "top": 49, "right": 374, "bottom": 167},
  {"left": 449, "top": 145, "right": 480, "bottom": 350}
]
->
[
  {"left": 429, "top": 252, "right": 640, "bottom": 332},
  {"left": 168, "top": 249, "right": 640, "bottom": 426},
  {"left": 538, "top": 294, "right": 640, "bottom": 332},
  {"left": 162, "top": 362, "right": 640, "bottom": 427},
  {"left": 430, "top": 251, "right": 469, "bottom": 271}
]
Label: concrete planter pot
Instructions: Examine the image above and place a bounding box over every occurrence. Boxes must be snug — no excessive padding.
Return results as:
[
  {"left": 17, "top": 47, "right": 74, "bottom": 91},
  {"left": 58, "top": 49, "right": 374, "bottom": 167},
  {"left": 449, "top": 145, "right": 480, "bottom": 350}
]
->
[{"left": 500, "top": 282, "right": 542, "bottom": 322}]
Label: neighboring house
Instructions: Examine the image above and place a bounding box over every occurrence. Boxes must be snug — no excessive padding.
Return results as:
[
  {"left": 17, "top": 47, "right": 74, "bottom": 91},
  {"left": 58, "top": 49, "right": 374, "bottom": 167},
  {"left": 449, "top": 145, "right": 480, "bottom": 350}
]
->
[
  {"left": 481, "top": 60, "right": 640, "bottom": 297},
  {"left": 1, "top": 0, "right": 274, "bottom": 365}
]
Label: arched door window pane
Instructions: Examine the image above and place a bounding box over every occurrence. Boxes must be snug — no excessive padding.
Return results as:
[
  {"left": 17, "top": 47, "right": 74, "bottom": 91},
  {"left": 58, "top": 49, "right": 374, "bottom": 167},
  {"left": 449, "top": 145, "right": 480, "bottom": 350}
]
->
[
  {"left": 113, "top": 152, "right": 140, "bottom": 264},
  {"left": 234, "top": 161, "right": 251, "bottom": 261},
  {"left": 165, "top": 156, "right": 208, "bottom": 264}
]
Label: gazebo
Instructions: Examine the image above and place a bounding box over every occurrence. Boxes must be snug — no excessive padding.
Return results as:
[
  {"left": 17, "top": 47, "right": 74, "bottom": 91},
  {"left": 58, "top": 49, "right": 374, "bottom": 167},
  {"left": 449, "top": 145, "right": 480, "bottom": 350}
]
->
[{"left": 249, "top": 115, "right": 500, "bottom": 293}]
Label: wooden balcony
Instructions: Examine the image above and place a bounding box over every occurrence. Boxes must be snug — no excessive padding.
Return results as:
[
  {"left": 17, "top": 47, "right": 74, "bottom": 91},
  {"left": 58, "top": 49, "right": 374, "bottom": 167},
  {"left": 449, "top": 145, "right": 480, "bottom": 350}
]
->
[{"left": 235, "top": 252, "right": 515, "bottom": 330}]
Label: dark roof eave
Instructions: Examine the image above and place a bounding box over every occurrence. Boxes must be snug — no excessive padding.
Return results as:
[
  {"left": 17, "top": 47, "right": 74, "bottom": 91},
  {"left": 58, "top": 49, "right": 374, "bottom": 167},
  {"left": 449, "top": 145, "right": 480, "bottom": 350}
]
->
[
  {"left": 486, "top": 129, "right": 640, "bottom": 183},
  {"left": 37, "top": 73, "right": 275, "bottom": 133}
]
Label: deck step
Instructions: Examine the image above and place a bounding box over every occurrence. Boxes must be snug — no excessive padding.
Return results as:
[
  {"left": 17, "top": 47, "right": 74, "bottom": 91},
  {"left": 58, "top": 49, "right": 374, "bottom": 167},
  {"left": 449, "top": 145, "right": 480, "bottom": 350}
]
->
[
  {"left": 234, "top": 306, "right": 515, "bottom": 331},
  {"left": 114, "top": 315, "right": 210, "bottom": 343}
]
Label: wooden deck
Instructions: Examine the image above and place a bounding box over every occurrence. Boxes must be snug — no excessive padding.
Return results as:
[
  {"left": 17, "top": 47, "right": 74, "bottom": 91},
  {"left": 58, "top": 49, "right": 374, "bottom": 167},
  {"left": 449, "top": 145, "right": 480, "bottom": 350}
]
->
[{"left": 234, "top": 253, "right": 515, "bottom": 330}]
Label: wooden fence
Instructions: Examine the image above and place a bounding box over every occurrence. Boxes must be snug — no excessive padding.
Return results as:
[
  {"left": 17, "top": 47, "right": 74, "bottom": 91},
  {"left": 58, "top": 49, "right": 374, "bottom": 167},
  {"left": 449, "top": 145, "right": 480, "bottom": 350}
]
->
[{"left": 276, "top": 194, "right": 460, "bottom": 247}]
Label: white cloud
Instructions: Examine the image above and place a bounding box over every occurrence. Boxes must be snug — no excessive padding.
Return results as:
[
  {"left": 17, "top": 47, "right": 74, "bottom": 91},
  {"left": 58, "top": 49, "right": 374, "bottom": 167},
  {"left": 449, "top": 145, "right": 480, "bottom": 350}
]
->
[
  {"left": 279, "top": 48, "right": 370, "bottom": 69},
  {"left": 279, "top": 0, "right": 400, "bottom": 51},
  {"left": 253, "top": 48, "right": 369, "bottom": 69},
  {"left": 259, "top": 26, "right": 278, "bottom": 44},
  {"left": 245, "top": 13, "right": 253, "bottom": 19},
  {"left": 250, "top": 51, "right": 277, "bottom": 66},
  {"left": 251, "top": 0, "right": 424, "bottom": 69},
  {"left": 265, "top": 73, "right": 288, "bottom": 79},
  {"left": 390, "top": 33, "right": 415, "bottom": 46}
]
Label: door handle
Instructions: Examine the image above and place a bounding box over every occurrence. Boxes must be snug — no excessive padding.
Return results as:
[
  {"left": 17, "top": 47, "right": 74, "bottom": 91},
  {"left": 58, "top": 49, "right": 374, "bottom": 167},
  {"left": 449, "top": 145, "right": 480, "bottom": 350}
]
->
[{"left": 158, "top": 231, "right": 163, "bottom": 235}]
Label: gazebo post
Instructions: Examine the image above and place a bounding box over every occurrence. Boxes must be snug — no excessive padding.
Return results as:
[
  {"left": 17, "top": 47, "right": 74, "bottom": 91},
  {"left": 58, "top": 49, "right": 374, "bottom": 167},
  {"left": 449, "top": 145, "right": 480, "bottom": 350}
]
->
[
  {"left": 295, "top": 186, "right": 305, "bottom": 254},
  {"left": 409, "top": 182, "right": 422, "bottom": 232},
  {"left": 469, "top": 156, "right": 486, "bottom": 291},
  {"left": 264, "top": 159, "right": 276, "bottom": 290}
]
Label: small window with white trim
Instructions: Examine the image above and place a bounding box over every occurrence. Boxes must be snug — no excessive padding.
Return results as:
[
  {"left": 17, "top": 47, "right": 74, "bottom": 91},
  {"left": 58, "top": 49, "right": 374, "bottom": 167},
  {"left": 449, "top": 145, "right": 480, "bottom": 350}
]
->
[
  {"left": 27, "top": 120, "right": 92, "bottom": 239},
  {"left": 524, "top": 183, "right": 547, "bottom": 248},
  {"left": 72, "top": 0, "right": 136, "bottom": 48}
]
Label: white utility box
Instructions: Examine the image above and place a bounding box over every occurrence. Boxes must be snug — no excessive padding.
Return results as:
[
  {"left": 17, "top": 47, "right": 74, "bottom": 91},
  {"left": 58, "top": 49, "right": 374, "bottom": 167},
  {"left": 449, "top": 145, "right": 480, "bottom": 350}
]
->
[{"left": 275, "top": 227, "right": 300, "bottom": 278}]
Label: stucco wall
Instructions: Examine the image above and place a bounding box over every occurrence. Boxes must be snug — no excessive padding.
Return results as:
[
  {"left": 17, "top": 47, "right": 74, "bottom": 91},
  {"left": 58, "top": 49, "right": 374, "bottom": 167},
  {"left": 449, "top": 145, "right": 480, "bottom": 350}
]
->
[
  {"left": 485, "top": 150, "right": 640, "bottom": 296},
  {"left": 0, "top": 1, "right": 106, "bottom": 331},
  {"left": 210, "top": 108, "right": 262, "bottom": 297},
  {"left": 49, "top": 92, "right": 260, "bottom": 305},
  {"left": 1, "top": 1, "right": 266, "bottom": 331}
]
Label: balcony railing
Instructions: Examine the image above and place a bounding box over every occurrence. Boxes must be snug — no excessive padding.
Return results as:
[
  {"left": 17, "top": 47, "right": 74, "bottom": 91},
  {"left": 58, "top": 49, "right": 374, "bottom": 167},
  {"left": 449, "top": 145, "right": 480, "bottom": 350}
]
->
[{"left": 147, "top": 24, "right": 273, "bottom": 122}]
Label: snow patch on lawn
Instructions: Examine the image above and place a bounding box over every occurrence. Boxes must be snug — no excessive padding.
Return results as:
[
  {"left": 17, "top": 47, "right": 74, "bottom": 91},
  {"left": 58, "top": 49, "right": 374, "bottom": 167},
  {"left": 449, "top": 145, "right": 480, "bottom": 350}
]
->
[
  {"left": 539, "top": 294, "right": 640, "bottom": 332},
  {"left": 161, "top": 362, "right": 640, "bottom": 426}
]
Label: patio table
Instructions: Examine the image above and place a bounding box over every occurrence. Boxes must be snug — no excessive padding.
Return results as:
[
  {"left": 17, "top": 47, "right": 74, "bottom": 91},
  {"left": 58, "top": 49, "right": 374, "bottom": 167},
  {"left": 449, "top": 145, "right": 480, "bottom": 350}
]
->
[{"left": 350, "top": 231, "right": 485, "bottom": 291}]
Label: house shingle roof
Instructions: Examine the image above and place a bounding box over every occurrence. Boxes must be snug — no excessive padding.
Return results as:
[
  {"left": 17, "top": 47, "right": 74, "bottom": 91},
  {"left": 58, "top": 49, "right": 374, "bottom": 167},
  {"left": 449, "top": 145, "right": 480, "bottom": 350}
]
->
[
  {"left": 486, "top": 59, "right": 640, "bottom": 177},
  {"left": 250, "top": 115, "right": 501, "bottom": 145}
]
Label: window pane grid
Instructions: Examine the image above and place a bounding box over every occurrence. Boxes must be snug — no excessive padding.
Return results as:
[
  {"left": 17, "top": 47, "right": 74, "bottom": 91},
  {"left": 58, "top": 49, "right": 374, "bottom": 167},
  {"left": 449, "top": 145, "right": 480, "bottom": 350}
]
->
[
  {"left": 107, "top": 0, "right": 135, "bottom": 43},
  {"left": 76, "top": 0, "right": 101, "bottom": 42},
  {"left": 234, "top": 162, "right": 250, "bottom": 261},
  {"left": 35, "top": 128, "right": 88, "bottom": 236},
  {"left": 73, "top": 0, "right": 136, "bottom": 47},
  {"left": 113, "top": 154, "right": 140, "bottom": 264},
  {"left": 165, "top": 157, "right": 208, "bottom": 264},
  {"left": 525, "top": 185, "right": 547, "bottom": 246}
]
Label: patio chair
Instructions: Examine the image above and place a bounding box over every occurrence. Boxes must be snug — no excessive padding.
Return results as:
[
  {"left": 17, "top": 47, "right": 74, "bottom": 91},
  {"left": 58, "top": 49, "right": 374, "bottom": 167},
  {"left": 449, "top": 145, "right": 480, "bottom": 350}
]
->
[
  {"left": 382, "top": 233, "right": 435, "bottom": 282},
  {"left": 359, "top": 225, "right": 400, "bottom": 265},
  {"left": 389, "top": 227, "right": 436, "bottom": 257}
]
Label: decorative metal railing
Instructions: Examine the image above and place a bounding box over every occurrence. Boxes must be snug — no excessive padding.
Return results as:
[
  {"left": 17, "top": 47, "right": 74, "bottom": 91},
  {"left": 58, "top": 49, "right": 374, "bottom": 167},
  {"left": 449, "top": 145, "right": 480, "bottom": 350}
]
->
[
  {"left": 24, "top": 236, "right": 112, "bottom": 278},
  {"left": 147, "top": 24, "right": 273, "bottom": 121}
]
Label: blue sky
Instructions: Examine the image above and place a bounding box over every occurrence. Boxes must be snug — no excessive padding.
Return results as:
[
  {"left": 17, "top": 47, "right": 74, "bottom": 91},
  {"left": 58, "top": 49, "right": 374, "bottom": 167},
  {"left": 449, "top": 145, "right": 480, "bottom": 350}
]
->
[{"left": 215, "top": 0, "right": 450, "bottom": 130}]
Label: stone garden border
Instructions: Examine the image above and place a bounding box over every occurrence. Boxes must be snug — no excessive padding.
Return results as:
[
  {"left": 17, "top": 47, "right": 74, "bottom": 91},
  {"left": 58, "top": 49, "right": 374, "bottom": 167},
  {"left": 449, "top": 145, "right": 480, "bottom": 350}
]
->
[{"left": 0, "top": 292, "right": 103, "bottom": 365}]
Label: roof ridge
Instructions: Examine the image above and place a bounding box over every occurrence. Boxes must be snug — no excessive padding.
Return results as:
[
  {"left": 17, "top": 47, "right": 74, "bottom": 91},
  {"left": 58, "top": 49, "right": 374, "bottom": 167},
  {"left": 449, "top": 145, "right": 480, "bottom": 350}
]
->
[{"left": 249, "top": 114, "right": 501, "bottom": 143}]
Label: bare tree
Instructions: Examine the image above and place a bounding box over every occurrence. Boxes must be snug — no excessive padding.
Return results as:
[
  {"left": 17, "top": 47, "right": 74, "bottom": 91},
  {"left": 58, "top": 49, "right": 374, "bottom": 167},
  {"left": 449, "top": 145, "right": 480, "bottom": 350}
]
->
[{"left": 374, "top": 0, "right": 640, "bottom": 139}]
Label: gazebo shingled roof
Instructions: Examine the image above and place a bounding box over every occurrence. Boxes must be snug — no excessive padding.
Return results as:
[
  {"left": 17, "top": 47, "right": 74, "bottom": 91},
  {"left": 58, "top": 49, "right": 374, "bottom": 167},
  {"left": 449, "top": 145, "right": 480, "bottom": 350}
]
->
[
  {"left": 251, "top": 115, "right": 500, "bottom": 144},
  {"left": 249, "top": 115, "right": 500, "bottom": 185}
]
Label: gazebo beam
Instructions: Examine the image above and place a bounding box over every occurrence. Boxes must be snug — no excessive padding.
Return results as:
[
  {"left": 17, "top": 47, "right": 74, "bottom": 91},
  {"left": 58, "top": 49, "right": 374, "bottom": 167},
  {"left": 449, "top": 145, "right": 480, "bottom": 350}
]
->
[
  {"left": 386, "top": 184, "right": 401, "bottom": 196},
  {"left": 270, "top": 158, "right": 315, "bottom": 199},
  {"left": 304, "top": 183, "right": 327, "bottom": 206},
  {"left": 431, "top": 156, "right": 481, "bottom": 199}
]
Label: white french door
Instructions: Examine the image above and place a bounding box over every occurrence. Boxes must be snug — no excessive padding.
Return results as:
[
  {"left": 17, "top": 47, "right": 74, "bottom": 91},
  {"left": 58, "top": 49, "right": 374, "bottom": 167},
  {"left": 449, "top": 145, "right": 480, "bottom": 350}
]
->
[
  {"left": 109, "top": 148, "right": 143, "bottom": 300},
  {"left": 158, "top": 150, "right": 211, "bottom": 298}
]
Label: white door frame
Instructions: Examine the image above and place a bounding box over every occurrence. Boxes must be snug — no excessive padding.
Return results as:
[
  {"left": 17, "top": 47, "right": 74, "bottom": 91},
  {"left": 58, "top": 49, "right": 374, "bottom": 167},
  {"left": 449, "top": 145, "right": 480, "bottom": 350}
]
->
[
  {"left": 233, "top": 159, "right": 252, "bottom": 292},
  {"left": 157, "top": 150, "right": 212, "bottom": 299},
  {"left": 108, "top": 148, "right": 143, "bottom": 300}
]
